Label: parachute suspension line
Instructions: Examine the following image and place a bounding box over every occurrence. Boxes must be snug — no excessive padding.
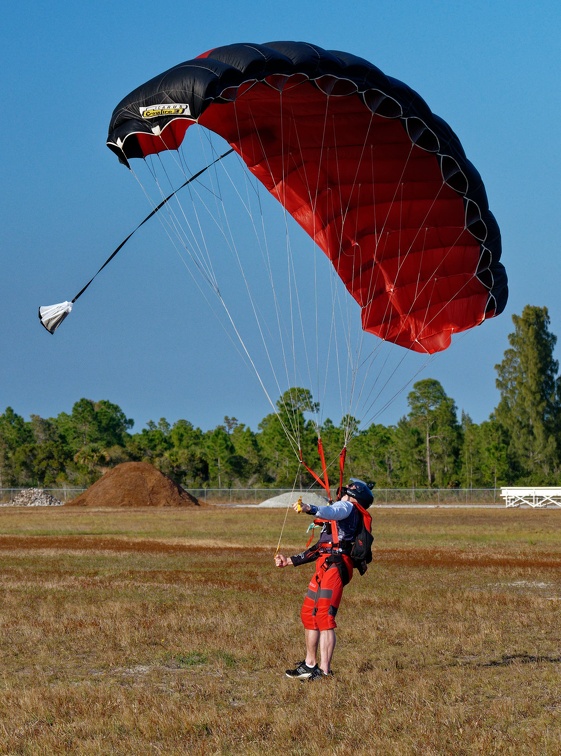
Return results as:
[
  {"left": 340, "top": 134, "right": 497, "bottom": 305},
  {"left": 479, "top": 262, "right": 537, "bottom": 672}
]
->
[
  {"left": 81, "top": 149, "right": 234, "bottom": 305},
  {"left": 132, "top": 160, "right": 222, "bottom": 291},
  {"left": 351, "top": 144, "right": 433, "bottom": 425},
  {"left": 274, "top": 468, "right": 307, "bottom": 557},
  {"left": 311, "top": 98, "right": 336, "bottom": 435},
  {"left": 164, "top": 143, "right": 298, "bottom": 443},
  {"left": 351, "top": 137, "right": 479, "bottom": 426},
  {"left": 194, "top": 135, "right": 298, "bottom": 419},
  {"left": 259, "top": 92, "right": 339, "bottom": 443},
  {"left": 223, "top": 138, "right": 326, "bottom": 452},
  {"left": 128, "top": 165, "right": 255, "bottom": 376},
  {"left": 323, "top": 102, "right": 349, "bottom": 432},
  {"left": 326, "top": 132, "right": 431, "bottom": 432},
  {"left": 286, "top": 126, "right": 322, "bottom": 439},
  {"left": 240, "top": 99, "right": 313, "bottom": 449},
  {"left": 276, "top": 94, "right": 325, "bottom": 443},
  {"left": 301, "top": 94, "right": 362, "bottom": 439},
  {"left": 199, "top": 96, "right": 311, "bottom": 452},
  {"left": 145, "top": 142, "right": 239, "bottom": 295},
  {"left": 131, "top": 141, "right": 305, "bottom": 453},
  {"left": 196, "top": 217, "right": 305, "bottom": 452},
  {"left": 38, "top": 147, "right": 235, "bottom": 334},
  {"left": 375, "top": 170, "right": 479, "bottom": 353},
  {"left": 331, "top": 117, "right": 377, "bottom": 440},
  {"left": 411, "top": 223, "right": 487, "bottom": 340},
  {"left": 134, "top": 149, "right": 240, "bottom": 300},
  {"left": 131, "top": 157, "right": 252, "bottom": 372}
]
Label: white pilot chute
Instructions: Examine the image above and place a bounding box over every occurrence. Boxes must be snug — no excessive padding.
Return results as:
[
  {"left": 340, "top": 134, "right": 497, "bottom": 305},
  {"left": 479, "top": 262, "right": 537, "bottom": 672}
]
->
[{"left": 38, "top": 301, "right": 73, "bottom": 334}]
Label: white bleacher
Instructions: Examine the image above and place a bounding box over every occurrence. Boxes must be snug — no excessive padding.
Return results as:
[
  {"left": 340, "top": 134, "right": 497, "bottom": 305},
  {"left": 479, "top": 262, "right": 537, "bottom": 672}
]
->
[{"left": 500, "top": 487, "right": 561, "bottom": 508}]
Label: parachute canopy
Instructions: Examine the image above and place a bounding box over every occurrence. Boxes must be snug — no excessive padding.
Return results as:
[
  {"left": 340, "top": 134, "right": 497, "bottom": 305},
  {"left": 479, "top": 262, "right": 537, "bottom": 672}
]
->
[{"left": 107, "top": 41, "right": 507, "bottom": 354}]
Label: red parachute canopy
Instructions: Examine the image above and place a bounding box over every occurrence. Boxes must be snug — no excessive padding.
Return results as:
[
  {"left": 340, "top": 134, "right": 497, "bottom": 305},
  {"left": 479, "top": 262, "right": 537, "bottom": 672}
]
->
[{"left": 107, "top": 42, "right": 506, "bottom": 353}]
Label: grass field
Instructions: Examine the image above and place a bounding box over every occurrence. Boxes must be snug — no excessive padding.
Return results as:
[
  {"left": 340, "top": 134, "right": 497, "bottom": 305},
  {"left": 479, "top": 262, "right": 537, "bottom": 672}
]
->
[{"left": 0, "top": 505, "right": 560, "bottom": 755}]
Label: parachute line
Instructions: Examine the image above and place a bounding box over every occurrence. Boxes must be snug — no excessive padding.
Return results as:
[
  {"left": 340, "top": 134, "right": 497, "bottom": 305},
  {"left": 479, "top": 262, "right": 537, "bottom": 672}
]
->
[{"left": 38, "top": 148, "right": 234, "bottom": 334}]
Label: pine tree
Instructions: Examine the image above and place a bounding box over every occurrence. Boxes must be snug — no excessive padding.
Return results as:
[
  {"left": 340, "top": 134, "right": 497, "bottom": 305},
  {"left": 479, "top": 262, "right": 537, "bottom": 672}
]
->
[
  {"left": 404, "top": 379, "right": 461, "bottom": 487},
  {"left": 494, "top": 305, "right": 561, "bottom": 483}
]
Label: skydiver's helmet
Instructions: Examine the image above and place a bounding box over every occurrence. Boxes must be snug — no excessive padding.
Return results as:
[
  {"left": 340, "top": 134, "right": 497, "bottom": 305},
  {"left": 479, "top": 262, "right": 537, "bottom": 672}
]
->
[{"left": 345, "top": 478, "right": 374, "bottom": 509}]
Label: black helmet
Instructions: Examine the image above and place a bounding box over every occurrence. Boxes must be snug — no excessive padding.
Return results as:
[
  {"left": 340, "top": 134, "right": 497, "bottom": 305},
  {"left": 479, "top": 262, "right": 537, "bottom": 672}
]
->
[{"left": 346, "top": 478, "right": 374, "bottom": 508}]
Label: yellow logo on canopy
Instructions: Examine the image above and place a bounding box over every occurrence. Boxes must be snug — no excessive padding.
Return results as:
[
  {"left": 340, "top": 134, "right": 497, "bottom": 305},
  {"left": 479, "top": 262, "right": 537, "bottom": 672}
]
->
[{"left": 140, "top": 104, "right": 191, "bottom": 119}]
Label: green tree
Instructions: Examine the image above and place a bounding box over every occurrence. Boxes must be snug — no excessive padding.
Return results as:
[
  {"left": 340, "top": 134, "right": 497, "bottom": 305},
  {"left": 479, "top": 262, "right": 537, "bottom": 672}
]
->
[
  {"left": 128, "top": 418, "right": 172, "bottom": 462},
  {"left": 29, "top": 415, "right": 71, "bottom": 486},
  {"left": 204, "top": 427, "right": 236, "bottom": 487},
  {"left": 73, "top": 443, "right": 108, "bottom": 482},
  {"left": 163, "top": 419, "right": 208, "bottom": 485},
  {"left": 222, "top": 416, "right": 239, "bottom": 434},
  {"left": 474, "top": 418, "right": 510, "bottom": 488},
  {"left": 56, "top": 399, "right": 133, "bottom": 454},
  {"left": 347, "top": 423, "right": 396, "bottom": 487},
  {"left": 494, "top": 305, "right": 561, "bottom": 483},
  {"left": 230, "top": 424, "right": 264, "bottom": 486},
  {"left": 405, "top": 379, "right": 461, "bottom": 487},
  {"left": 53, "top": 399, "right": 134, "bottom": 484},
  {"left": 0, "top": 407, "right": 33, "bottom": 486},
  {"left": 392, "top": 417, "right": 424, "bottom": 487},
  {"left": 258, "top": 388, "right": 319, "bottom": 487},
  {"left": 458, "top": 413, "right": 509, "bottom": 489},
  {"left": 460, "top": 412, "right": 477, "bottom": 488}
]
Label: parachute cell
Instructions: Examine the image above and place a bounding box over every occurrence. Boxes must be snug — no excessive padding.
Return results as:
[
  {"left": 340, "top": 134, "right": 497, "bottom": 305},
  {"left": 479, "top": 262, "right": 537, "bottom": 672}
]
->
[{"left": 107, "top": 41, "right": 507, "bottom": 354}]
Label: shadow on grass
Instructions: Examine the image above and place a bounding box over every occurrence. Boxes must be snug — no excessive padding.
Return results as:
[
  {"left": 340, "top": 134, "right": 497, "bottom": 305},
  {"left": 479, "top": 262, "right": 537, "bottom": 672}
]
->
[{"left": 481, "top": 653, "right": 561, "bottom": 667}]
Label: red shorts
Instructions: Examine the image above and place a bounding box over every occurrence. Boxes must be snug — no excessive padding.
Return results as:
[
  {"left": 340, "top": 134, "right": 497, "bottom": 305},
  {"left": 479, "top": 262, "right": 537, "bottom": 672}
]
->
[{"left": 300, "top": 553, "right": 354, "bottom": 631}]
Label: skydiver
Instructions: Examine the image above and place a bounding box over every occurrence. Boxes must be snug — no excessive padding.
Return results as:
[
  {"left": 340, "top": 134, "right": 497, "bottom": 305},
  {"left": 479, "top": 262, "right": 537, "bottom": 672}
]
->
[{"left": 274, "top": 478, "right": 373, "bottom": 680}]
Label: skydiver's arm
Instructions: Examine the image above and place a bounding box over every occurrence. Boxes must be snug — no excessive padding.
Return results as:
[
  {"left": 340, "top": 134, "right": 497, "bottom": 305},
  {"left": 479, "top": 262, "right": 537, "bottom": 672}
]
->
[
  {"left": 302, "top": 500, "right": 354, "bottom": 520},
  {"left": 289, "top": 540, "right": 322, "bottom": 566}
]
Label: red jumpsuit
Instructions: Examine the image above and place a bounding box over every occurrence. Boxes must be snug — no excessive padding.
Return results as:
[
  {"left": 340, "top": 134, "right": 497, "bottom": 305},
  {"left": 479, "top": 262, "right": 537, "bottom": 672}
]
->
[{"left": 291, "top": 500, "right": 361, "bottom": 631}]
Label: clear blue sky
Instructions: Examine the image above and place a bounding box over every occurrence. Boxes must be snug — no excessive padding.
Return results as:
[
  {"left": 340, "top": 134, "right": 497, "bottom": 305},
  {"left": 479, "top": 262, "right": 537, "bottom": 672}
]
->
[{"left": 2, "top": 1, "right": 560, "bottom": 432}]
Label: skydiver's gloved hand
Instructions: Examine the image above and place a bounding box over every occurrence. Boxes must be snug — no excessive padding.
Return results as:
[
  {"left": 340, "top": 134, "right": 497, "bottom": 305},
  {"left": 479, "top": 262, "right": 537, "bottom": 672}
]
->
[{"left": 292, "top": 500, "right": 310, "bottom": 513}]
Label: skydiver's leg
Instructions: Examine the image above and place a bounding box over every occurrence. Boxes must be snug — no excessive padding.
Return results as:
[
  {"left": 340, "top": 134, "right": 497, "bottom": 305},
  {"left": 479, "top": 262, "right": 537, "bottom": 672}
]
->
[
  {"left": 300, "top": 559, "right": 326, "bottom": 668},
  {"left": 313, "top": 557, "right": 352, "bottom": 674},
  {"left": 319, "top": 628, "right": 336, "bottom": 674},
  {"left": 305, "top": 628, "right": 320, "bottom": 668}
]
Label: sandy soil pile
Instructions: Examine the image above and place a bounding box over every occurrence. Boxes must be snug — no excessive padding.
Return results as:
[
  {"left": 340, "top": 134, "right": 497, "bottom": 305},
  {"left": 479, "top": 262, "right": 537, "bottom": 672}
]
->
[{"left": 67, "top": 462, "right": 201, "bottom": 508}]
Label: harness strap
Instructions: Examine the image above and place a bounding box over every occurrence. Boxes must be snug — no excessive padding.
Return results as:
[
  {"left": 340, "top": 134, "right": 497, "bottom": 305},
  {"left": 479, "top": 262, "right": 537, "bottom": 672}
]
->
[
  {"left": 309, "top": 516, "right": 340, "bottom": 550},
  {"left": 298, "top": 438, "right": 331, "bottom": 498},
  {"left": 296, "top": 442, "right": 348, "bottom": 553},
  {"left": 338, "top": 447, "right": 347, "bottom": 499},
  {"left": 352, "top": 500, "right": 373, "bottom": 533}
]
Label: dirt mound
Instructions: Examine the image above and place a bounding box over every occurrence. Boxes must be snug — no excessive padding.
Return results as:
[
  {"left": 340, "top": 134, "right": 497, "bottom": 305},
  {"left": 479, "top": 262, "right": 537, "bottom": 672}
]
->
[{"left": 67, "top": 462, "right": 202, "bottom": 508}]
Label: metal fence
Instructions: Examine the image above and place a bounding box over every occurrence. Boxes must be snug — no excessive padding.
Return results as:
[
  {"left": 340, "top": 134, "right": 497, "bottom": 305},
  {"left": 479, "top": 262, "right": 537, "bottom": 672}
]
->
[
  {"left": 188, "top": 487, "right": 502, "bottom": 505},
  {"left": 0, "top": 487, "right": 502, "bottom": 506},
  {"left": 0, "top": 488, "right": 85, "bottom": 504}
]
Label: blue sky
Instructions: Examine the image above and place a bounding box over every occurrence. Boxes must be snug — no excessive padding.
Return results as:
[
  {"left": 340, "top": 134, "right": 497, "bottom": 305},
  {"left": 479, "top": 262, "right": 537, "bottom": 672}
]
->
[{"left": 2, "top": 1, "right": 560, "bottom": 433}]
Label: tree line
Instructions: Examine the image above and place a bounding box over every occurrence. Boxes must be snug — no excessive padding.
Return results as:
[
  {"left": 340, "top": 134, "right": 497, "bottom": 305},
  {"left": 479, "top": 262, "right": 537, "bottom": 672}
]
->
[{"left": 2, "top": 305, "right": 561, "bottom": 490}]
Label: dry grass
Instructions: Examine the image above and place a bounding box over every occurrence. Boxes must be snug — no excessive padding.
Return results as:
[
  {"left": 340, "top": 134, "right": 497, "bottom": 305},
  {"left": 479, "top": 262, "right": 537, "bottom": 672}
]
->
[{"left": 1, "top": 506, "right": 560, "bottom": 754}]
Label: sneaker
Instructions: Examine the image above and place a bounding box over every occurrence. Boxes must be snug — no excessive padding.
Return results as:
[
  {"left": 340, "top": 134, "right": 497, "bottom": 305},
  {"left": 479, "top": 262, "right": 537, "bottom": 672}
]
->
[
  {"left": 285, "top": 661, "right": 318, "bottom": 679},
  {"left": 308, "top": 667, "right": 334, "bottom": 681}
]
